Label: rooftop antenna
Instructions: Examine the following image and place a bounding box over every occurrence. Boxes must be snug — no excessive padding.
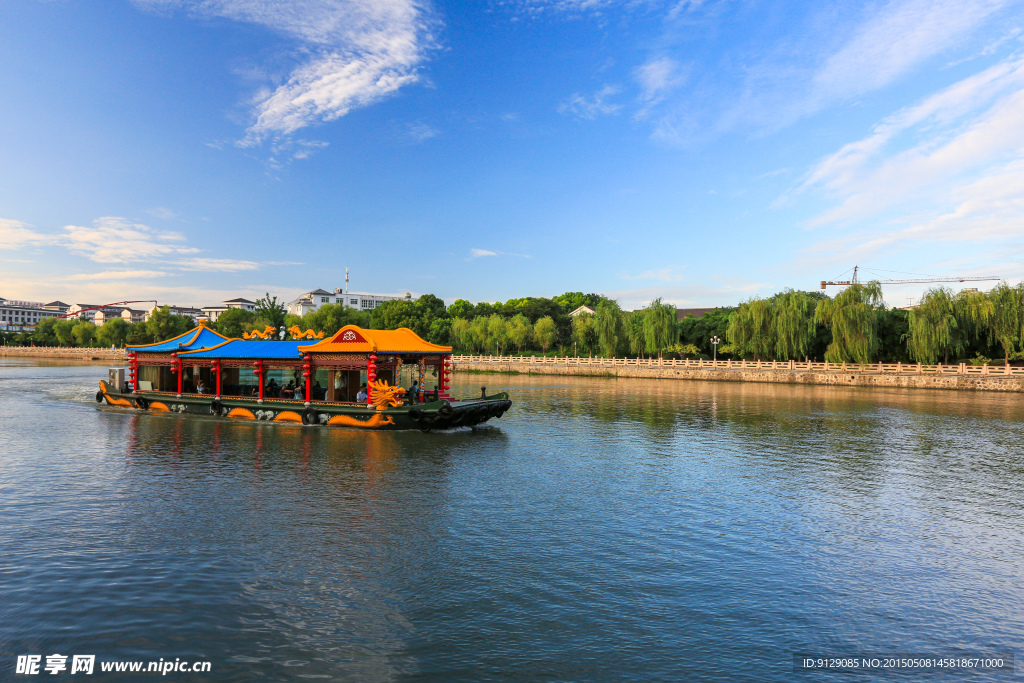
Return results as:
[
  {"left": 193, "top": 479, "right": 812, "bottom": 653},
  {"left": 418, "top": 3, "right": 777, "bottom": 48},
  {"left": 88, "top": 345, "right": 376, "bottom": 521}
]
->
[{"left": 345, "top": 267, "right": 349, "bottom": 294}]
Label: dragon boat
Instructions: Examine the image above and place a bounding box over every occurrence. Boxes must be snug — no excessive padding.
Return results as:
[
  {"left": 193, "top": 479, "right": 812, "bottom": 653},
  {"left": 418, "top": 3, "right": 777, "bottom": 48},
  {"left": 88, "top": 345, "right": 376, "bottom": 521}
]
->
[{"left": 96, "top": 322, "right": 511, "bottom": 431}]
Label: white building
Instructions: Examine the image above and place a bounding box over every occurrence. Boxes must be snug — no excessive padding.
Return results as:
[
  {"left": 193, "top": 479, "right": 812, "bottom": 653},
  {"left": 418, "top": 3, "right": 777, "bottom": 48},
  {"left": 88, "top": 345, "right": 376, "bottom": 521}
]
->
[
  {"left": 0, "top": 297, "right": 64, "bottom": 330},
  {"left": 287, "top": 289, "right": 410, "bottom": 316},
  {"left": 200, "top": 298, "right": 256, "bottom": 322}
]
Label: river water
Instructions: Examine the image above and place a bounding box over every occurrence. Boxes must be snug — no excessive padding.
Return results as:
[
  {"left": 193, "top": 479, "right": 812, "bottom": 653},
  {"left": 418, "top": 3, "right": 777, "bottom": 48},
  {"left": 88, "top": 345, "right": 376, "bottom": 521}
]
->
[{"left": 1, "top": 361, "right": 1021, "bottom": 681}]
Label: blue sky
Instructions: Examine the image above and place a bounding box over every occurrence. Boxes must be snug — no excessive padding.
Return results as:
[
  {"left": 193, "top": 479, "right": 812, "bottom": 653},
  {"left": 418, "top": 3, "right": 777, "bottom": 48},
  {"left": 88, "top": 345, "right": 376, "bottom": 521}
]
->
[{"left": 1, "top": 0, "right": 1023, "bottom": 310}]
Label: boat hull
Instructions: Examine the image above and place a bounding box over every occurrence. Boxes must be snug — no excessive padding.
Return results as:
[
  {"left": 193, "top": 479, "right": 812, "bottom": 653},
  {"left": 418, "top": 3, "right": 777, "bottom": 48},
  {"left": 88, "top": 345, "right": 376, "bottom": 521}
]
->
[{"left": 96, "top": 381, "right": 511, "bottom": 431}]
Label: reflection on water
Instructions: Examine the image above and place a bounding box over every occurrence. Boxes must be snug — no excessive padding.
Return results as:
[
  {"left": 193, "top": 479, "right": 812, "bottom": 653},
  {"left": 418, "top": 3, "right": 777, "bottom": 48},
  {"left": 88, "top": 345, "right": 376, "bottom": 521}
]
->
[{"left": 1, "top": 361, "right": 1022, "bottom": 681}]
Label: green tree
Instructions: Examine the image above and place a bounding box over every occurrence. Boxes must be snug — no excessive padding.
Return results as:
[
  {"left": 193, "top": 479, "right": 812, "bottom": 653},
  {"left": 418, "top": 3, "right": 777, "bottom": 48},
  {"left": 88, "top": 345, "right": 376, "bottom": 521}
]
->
[
  {"left": 470, "top": 316, "right": 489, "bottom": 353},
  {"left": 508, "top": 314, "right": 533, "bottom": 354},
  {"left": 146, "top": 306, "right": 192, "bottom": 342},
  {"left": 571, "top": 313, "right": 598, "bottom": 356},
  {"left": 727, "top": 297, "right": 774, "bottom": 360},
  {"left": 54, "top": 319, "right": 76, "bottom": 346},
  {"left": 96, "top": 318, "right": 130, "bottom": 348},
  {"left": 594, "top": 299, "right": 624, "bottom": 357},
  {"left": 72, "top": 320, "right": 97, "bottom": 347},
  {"left": 814, "top": 282, "right": 884, "bottom": 363},
  {"left": 905, "top": 287, "right": 957, "bottom": 364},
  {"left": 642, "top": 298, "right": 678, "bottom": 359},
  {"left": 625, "top": 310, "right": 646, "bottom": 357},
  {"left": 534, "top": 316, "right": 558, "bottom": 353},
  {"left": 451, "top": 317, "right": 473, "bottom": 352},
  {"left": 448, "top": 299, "right": 475, "bottom": 319},
  {"left": 988, "top": 282, "right": 1024, "bottom": 364},
  {"left": 552, "top": 292, "right": 604, "bottom": 312},
  {"left": 771, "top": 289, "right": 818, "bottom": 360},
  {"left": 214, "top": 307, "right": 256, "bottom": 338},
  {"left": 486, "top": 314, "right": 509, "bottom": 354},
  {"left": 254, "top": 293, "right": 286, "bottom": 330},
  {"left": 428, "top": 317, "right": 452, "bottom": 345},
  {"left": 31, "top": 317, "right": 58, "bottom": 346}
]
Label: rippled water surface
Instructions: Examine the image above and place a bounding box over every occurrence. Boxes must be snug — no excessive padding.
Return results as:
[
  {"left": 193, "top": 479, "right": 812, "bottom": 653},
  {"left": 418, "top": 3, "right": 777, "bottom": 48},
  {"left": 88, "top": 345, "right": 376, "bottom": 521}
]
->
[{"left": 1, "top": 361, "right": 1022, "bottom": 681}]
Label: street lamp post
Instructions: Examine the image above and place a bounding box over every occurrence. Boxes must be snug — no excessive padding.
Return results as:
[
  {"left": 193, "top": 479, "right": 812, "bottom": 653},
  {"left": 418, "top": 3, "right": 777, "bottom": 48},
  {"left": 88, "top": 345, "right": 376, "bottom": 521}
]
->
[{"left": 711, "top": 336, "right": 720, "bottom": 366}]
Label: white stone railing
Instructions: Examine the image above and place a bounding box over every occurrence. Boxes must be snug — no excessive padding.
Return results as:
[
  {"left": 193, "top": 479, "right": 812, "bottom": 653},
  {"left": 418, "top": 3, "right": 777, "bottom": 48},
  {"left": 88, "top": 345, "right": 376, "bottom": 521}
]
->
[{"left": 451, "top": 355, "right": 1024, "bottom": 376}]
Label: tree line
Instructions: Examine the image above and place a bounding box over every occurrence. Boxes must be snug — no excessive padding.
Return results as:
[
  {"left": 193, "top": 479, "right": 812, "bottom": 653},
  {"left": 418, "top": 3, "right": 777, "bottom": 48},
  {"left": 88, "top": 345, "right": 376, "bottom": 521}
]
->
[{"left": 8, "top": 282, "right": 1024, "bottom": 365}]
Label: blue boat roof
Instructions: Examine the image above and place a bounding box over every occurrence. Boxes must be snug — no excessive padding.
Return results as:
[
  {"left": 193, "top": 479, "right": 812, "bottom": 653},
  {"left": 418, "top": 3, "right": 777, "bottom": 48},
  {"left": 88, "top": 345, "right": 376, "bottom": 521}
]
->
[
  {"left": 128, "top": 325, "right": 228, "bottom": 353},
  {"left": 178, "top": 339, "right": 307, "bottom": 360}
]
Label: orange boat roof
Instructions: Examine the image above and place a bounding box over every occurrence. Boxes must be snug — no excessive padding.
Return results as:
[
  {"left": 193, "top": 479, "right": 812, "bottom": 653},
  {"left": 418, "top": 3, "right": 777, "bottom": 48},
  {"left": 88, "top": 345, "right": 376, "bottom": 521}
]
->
[{"left": 298, "top": 325, "right": 452, "bottom": 354}]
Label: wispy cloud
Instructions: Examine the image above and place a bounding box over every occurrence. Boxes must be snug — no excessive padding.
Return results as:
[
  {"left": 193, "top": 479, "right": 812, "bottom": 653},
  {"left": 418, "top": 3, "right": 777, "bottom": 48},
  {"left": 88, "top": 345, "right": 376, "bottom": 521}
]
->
[
  {"left": 634, "top": 57, "right": 686, "bottom": 106},
  {"left": 63, "top": 217, "right": 199, "bottom": 264},
  {"left": 0, "top": 218, "right": 49, "bottom": 250},
  {"left": 558, "top": 84, "right": 622, "bottom": 120},
  {"left": 145, "top": 207, "right": 178, "bottom": 220},
  {"left": 795, "top": 55, "right": 1024, "bottom": 224},
  {"left": 63, "top": 270, "right": 168, "bottom": 281},
  {"left": 791, "top": 54, "right": 1024, "bottom": 262},
  {"left": 809, "top": 0, "right": 1007, "bottom": 107},
  {"left": 174, "top": 257, "right": 262, "bottom": 272},
  {"left": 466, "top": 248, "right": 531, "bottom": 261},
  {"left": 135, "top": 0, "right": 432, "bottom": 146}
]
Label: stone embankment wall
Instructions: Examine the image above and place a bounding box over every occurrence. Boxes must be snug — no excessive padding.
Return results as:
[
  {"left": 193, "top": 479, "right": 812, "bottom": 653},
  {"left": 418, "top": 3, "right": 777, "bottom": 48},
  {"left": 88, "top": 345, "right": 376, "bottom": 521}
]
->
[
  {"left": 452, "top": 360, "right": 1024, "bottom": 393},
  {"left": 0, "top": 347, "right": 127, "bottom": 362}
]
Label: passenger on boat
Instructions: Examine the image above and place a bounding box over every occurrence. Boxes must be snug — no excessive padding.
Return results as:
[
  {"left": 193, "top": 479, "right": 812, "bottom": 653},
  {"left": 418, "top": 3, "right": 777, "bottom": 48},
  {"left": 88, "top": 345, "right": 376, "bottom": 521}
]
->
[
  {"left": 356, "top": 384, "right": 367, "bottom": 402},
  {"left": 406, "top": 381, "right": 419, "bottom": 405},
  {"left": 196, "top": 379, "right": 206, "bottom": 394},
  {"left": 280, "top": 381, "right": 295, "bottom": 399}
]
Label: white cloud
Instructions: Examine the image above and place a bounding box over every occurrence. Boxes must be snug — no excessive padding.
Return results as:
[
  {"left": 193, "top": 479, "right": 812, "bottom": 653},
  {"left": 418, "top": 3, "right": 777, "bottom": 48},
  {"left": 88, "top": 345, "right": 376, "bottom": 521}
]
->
[
  {"left": 135, "top": 1, "right": 431, "bottom": 144},
  {"left": 146, "top": 207, "right": 178, "bottom": 220},
  {"left": 600, "top": 280, "right": 767, "bottom": 310},
  {"left": 174, "top": 257, "right": 262, "bottom": 272},
  {"left": 558, "top": 85, "right": 622, "bottom": 120},
  {"left": 810, "top": 0, "right": 1007, "bottom": 106},
  {"left": 469, "top": 248, "right": 497, "bottom": 259},
  {"left": 63, "top": 270, "right": 168, "bottom": 281},
  {"left": 635, "top": 57, "right": 685, "bottom": 103},
  {"left": 796, "top": 55, "right": 1024, "bottom": 226},
  {"left": 0, "top": 219, "right": 48, "bottom": 250},
  {"left": 62, "top": 217, "right": 199, "bottom": 264}
]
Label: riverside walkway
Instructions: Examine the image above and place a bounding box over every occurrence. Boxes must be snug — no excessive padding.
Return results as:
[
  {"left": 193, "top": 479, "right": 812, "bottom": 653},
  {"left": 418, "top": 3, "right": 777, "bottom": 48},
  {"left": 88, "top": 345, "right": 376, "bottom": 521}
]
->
[{"left": 452, "top": 355, "right": 1024, "bottom": 393}]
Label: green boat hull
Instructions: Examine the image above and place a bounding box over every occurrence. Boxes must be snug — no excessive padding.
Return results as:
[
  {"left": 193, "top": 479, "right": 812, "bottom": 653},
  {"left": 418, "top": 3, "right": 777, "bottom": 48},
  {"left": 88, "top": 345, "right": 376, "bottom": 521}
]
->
[{"left": 97, "top": 381, "right": 512, "bottom": 431}]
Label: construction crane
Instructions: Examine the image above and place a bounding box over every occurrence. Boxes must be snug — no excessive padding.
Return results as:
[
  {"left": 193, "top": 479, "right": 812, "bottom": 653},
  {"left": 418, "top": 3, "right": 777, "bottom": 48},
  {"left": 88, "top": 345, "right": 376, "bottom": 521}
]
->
[
  {"left": 820, "top": 266, "right": 1001, "bottom": 289},
  {"left": 57, "top": 300, "right": 158, "bottom": 319}
]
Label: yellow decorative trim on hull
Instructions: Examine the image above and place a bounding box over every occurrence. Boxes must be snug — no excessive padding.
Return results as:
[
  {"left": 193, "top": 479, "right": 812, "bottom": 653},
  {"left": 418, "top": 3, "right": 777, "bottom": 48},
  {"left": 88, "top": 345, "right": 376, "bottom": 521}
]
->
[{"left": 326, "top": 413, "right": 395, "bottom": 429}]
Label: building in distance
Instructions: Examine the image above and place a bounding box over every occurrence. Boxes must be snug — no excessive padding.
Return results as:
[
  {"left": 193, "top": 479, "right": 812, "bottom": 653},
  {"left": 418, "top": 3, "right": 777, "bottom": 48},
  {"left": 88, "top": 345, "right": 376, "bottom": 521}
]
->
[
  {"left": 287, "top": 289, "right": 410, "bottom": 317},
  {"left": 200, "top": 298, "right": 256, "bottom": 323},
  {"left": 0, "top": 297, "right": 65, "bottom": 330}
]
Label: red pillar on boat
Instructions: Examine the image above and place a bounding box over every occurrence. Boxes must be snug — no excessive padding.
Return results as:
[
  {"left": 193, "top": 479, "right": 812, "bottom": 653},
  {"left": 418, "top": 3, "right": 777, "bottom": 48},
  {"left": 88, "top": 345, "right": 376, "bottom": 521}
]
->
[
  {"left": 303, "top": 354, "right": 312, "bottom": 404},
  {"left": 173, "top": 353, "right": 183, "bottom": 397},
  {"left": 214, "top": 359, "right": 222, "bottom": 398},
  {"left": 254, "top": 360, "right": 264, "bottom": 402}
]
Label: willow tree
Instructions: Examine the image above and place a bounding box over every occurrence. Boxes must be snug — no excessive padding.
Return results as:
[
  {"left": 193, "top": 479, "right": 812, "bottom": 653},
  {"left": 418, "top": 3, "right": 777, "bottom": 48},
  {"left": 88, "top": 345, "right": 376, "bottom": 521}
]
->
[
  {"left": 906, "top": 287, "right": 957, "bottom": 364},
  {"left": 814, "top": 282, "right": 883, "bottom": 363},
  {"left": 626, "top": 310, "right": 646, "bottom": 358},
  {"left": 451, "top": 317, "right": 472, "bottom": 353},
  {"left": 571, "top": 313, "right": 598, "bottom": 356},
  {"left": 534, "top": 316, "right": 558, "bottom": 353},
  {"left": 594, "top": 299, "right": 624, "bottom": 357},
  {"left": 772, "top": 289, "right": 817, "bottom": 360},
  {"left": 508, "top": 314, "right": 533, "bottom": 354},
  {"left": 727, "top": 297, "right": 774, "bottom": 360},
  {"left": 642, "top": 298, "right": 678, "bottom": 359},
  {"left": 486, "top": 314, "right": 509, "bottom": 355},
  {"left": 988, "top": 282, "right": 1024, "bottom": 364}
]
